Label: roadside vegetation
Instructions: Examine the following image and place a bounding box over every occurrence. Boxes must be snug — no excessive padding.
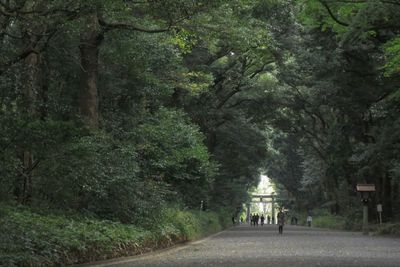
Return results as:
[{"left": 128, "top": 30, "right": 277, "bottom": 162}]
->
[
  {"left": 0, "top": 203, "right": 229, "bottom": 267},
  {"left": 1, "top": 0, "right": 400, "bottom": 265},
  {"left": 376, "top": 224, "right": 400, "bottom": 236}
]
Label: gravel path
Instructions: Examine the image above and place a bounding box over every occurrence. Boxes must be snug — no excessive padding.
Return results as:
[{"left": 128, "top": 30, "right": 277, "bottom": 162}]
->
[{"left": 89, "top": 224, "right": 400, "bottom": 267}]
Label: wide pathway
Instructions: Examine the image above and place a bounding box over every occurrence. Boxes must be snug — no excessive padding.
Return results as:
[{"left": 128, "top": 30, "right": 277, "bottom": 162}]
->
[{"left": 89, "top": 224, "right": 400, "bottom": 267}]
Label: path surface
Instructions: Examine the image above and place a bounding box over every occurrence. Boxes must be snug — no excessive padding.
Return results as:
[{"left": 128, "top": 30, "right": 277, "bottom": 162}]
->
[{"left": 89, "top": 224, "right": 400, "bottom": 267}]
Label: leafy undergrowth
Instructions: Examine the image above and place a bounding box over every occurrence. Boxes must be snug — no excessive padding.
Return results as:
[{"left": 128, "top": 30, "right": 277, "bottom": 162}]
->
[
  {"left": 309, "top": 212, "right": 399, "bottom": 234},
  {"left": 376, "top": 223, "right": 400, "bottom": 236},
  {"left": 312, "top": 214, "right": 347, "bottom": 230},
  {"left": 309, "top": 209, "right": 351, "bottom": 231},
  {"left": 0, "top": 204, "right": 227, "bottom": 267}
]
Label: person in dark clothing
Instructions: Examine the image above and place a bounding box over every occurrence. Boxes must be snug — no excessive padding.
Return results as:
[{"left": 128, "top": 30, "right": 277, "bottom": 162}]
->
[
  {"left": 277, "top": 208, "right": 285, "bottom": 234},
  {"left": 232, "top": 215, "right": 235, "bottom": 226},
  {"left": 260, "top": 214, "right": 265, "bottom": 226},
  {"left": 267, "top": 215, "right": 271, "bottom": 224}
]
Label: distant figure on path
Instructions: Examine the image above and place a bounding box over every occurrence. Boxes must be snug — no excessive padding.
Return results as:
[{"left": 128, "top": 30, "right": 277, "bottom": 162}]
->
[
  {"left": 267, "top": 215, "right": 271, "bottom": 224},
  {"left": 260, "top": 214, "right": 265, "bottom": 226},
  {"left": 255, "top": 213, "right": 259, "bottom": 226},
  {"left": 307, "top": 215, "right": 312, "bottom": 227},
  {"left": 277, "top": 208, "right": 285, "bottom": 234},
  {"left": 232, "top": 215, "right": 235, "bottom": 226}
]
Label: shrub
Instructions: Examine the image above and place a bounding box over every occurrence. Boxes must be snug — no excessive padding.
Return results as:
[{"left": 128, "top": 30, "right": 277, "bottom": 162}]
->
[
  {"left": 311, "top": 210, "right": 346, "bottom": 230},
  {"left": 0, "top": 204, "right": 227, "bottom": 267},
  {"left": 161, "top": 207, "right": 223, "bottom": 240},
  {"left": 0, "top": 203, "right": 150, "bottom": 266},
  {"left": 377, "top": 223, "right": 400, "bottom": 236}
]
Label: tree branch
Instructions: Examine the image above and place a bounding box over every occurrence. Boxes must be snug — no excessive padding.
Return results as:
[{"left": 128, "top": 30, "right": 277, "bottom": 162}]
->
[
  {"left": 318, "top": 0, "right": 350, "bottom": 27},
  {"left": 226, "top": 98, "right": 263, "bottom": 109},
  {"left": 98, "top": 17, "right": 170, "bottom": 33}
]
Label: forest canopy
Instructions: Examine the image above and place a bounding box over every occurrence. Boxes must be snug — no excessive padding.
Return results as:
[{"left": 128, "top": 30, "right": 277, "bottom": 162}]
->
[{"left": 1, "top": 0, "right": 400, "bottom": 228}]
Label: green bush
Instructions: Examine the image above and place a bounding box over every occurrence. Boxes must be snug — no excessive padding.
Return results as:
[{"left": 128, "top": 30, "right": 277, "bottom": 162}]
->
[
  {"left": 311, "top": 210, "right": 346, "bottom": 230},
  {"left": 136, "top": 108, "right": 217, "bottom": 209},
  {"left": 377, "top": 223, "right": 400, "bottom": 236},
  {"left": 0, "top": 204, "right": 227, "bottom": 267},
  {"left": 0, "top": 204, "right": 151, "bottom": 266},
  {"left": 161, "top": 207, "right": 223, "bottom": 240}
]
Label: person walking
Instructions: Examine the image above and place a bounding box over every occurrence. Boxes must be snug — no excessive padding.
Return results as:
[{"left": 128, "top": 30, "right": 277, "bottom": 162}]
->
[
  {"left": 277, "top": 208, "right": 285, "bottom": 234},
  {"left": 307, "top": 215, "right": 312, "bottom": 227},
  {"left": 267, "top": 215, "right": 271, "bottom": 224},
  {"left": 260, "top": 214, "right": 265, "bottom": 226}
]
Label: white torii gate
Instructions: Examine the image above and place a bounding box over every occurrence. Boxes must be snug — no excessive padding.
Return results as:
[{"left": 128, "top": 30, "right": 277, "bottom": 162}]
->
[{"left": 246, "top": 194, "right": 276, "bottom": 224}]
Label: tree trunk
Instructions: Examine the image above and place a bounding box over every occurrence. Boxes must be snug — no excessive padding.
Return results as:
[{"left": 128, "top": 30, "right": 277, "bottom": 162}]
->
[
  {"left": 382, "top": 171, "right": 393, "bottom": 219},
  {"left": 23, "top": 52, "right": 40, "bottom": 114},
  {"left": 39, "top": 54, "right": 49, "bottom": 120},
  {"left": 79, "top": 12, "right": 102, "bottom": 129},
  {"left": 18, "top": 51, "right": 41, "bottom": 203}
]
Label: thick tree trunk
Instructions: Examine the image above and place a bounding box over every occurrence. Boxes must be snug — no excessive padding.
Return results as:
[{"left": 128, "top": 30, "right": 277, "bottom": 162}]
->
[
  {"left": 79, "top": 12, "right": 102, "bottom": 129},
  {"left": 17, "top": 51, "right": 41, "bottom": 203}
]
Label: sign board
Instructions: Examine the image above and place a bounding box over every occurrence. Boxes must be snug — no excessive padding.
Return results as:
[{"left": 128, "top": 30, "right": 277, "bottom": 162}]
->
[
  {"left": 356, "top": 184, "right": 376, "bottom": 192},
  {"left": 377, "top": 204, "right": 383, "bottom": 212}
]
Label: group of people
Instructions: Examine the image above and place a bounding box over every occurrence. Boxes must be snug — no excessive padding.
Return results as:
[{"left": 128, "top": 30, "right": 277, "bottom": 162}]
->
[
  {"left": 250, "top": 213, "right": 271, "bottom": 226},
  {"left": 233, "top": 209, "right": 313, "bottom": 235},
  {"left": 249, "top": 209, "right": 313, "bottom": 235},
  {"left": 277, "top": 209, "right": 313, "bottom": 234}
]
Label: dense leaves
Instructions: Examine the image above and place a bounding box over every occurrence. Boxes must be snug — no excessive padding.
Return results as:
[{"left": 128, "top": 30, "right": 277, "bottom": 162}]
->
[
  {"left": 1, "top": 0, "right": 399, "bottom": 240},
  {"left": 0, "top": 0, "right": 272, "bottom": 225},
  {"left": 261, "top": 0, "right": 400, "bottom": 222}
]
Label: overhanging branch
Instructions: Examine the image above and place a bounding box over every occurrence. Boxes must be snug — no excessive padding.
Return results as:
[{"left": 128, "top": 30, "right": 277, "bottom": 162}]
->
[
  {"left": 318, "top": 0, "right": 350, "bottom": 27},
  {"left": 98, "top": 17, "right": 171, "bottom": 33}
]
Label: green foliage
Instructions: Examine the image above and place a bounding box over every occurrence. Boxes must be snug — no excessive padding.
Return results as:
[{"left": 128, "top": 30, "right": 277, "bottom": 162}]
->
[
  {"left": 2, "top": 3, "right": 400, "bottom": 267},
  {"left": 136, "top": 108, "right": 217, "bottom": 208},
  {"left": 383, "top": 37, "right": 400, "bottom": 77},
  {"left": 261, "top": 0, "right": 400, "bottom": 222},
  {"left": 0, "top": 204, "right": 227, "bottom": 267},
  {"left": 161, "top": 207, "right": 223, "bottom": 240},
  {"left": 0, "top": 203, "right": 151, "bottom": 266},
  {"left": 377, "top": 223, "right": 400, "bottom": 236},
  {"left": 311, "top": 210, "right": 346, "bottom": 230},
  {"left": 0, "top": 0, "right": 272, "bottom": 231},
  {"left": 170, "top": 29, "right": 199, "bottom": 54},
  {"left": 35, "top": 132, "right": 144, "bottom": 221}
]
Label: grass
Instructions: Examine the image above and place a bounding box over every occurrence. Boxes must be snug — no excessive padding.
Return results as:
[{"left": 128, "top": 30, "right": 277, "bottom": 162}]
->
[{"left": 0, "top": 204, "right": 228, "bottom": 267}]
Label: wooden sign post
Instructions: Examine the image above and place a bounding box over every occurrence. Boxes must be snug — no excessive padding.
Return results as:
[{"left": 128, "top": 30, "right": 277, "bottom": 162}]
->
[{"left": 356, "top": 184, "right": 375, "bottom": 235}]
